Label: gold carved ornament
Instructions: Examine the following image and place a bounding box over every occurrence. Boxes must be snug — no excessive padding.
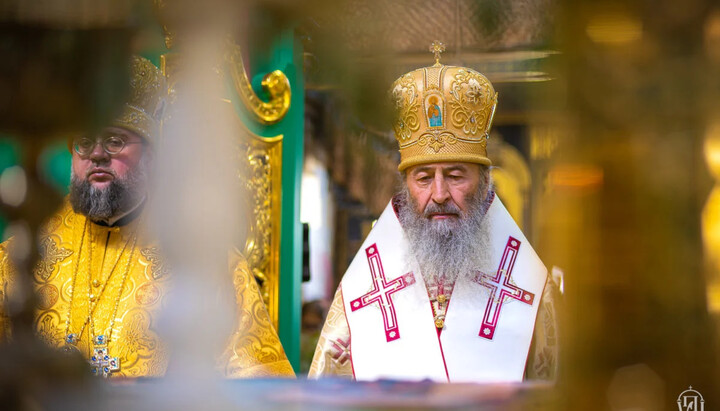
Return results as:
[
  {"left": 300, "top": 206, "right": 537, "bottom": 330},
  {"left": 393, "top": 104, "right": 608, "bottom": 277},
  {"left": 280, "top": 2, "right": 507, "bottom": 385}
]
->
[
  {"left": 154, "top": 0, "right": 291, "bottom": 125},
  {"left": 225, "top": 39, "right": 291, "bottom": 125},
  {"left": 221, "top": 38, "right": 286, "bottom": 328},
  {"left": 235, "top": 130, "right": 283, "bottom": 329}
]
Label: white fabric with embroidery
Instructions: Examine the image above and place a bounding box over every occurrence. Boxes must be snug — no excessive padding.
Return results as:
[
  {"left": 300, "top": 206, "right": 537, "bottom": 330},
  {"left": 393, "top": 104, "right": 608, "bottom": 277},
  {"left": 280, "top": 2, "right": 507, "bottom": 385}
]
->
[{"left": 341, "top": 195, "right": 547, "bottom": 382}]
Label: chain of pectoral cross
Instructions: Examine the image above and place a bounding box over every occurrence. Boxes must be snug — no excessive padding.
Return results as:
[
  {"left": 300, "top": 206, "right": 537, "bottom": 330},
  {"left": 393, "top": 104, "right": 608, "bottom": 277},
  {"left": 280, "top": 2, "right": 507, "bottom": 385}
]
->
[
  {"left": 63, "top": 221, "right": 139, "bottom": 377},
  {"left": 429, "top": 280, "right": 454, "bottom": 330}
]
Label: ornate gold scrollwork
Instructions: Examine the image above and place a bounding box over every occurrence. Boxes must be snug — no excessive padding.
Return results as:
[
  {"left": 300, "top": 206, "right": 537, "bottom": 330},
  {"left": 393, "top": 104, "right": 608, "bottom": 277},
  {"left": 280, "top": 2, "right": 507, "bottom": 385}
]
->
[
  {"left": 155, "top": 0, "right": 290, "bottom": 124},
  {"left": 223, "top": 41, "right": 286, "bottom": 323},
  {"left": 225, "top": 40, "right": 291, "bottom": 125},
  {"left": 449, "top": 69, "right": 496, "bottom": 137},
  {"left": 391, "top": 73, "right": 421, "bottom": 144},
  {"left": 417, "top": 131, "right": 458, "bottom": 153},
  {"left": 235, "top": 127, "right": 283, "bottom": 328}
]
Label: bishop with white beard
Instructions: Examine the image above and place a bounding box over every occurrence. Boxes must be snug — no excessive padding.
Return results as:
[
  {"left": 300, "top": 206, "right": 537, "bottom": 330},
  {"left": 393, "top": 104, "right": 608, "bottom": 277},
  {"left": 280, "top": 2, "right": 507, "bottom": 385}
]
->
[{"left": 309, "top": 45, "right": 558, "bottom": 383}]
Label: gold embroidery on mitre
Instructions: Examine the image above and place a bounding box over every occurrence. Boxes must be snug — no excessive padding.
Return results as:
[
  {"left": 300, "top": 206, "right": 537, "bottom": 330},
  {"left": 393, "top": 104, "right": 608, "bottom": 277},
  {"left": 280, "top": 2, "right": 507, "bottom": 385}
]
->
[
  {"left": 418, "top": 131, "right": 458, "bottom": 153},
  {"left": 449, "top": 69, "right": 496, "bottom": 136},
  {"left": 391, "top": 42, "right": 498, "bottom": 171},
  {"left": 391, "top": 74, "right": 421, "bottom": 144},
  {"left": 112, "top": 56, "right": 167, "bottom": 142}
]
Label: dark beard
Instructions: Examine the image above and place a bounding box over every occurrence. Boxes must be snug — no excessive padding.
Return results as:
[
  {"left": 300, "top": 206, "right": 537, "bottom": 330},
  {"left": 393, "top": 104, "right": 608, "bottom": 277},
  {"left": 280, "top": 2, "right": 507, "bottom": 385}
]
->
[
  {"left": 397, "top": 182, "right": 493, "bottom": 286},
  {"left": 69, "top": 167, "right": 146, "bottom": 222}
]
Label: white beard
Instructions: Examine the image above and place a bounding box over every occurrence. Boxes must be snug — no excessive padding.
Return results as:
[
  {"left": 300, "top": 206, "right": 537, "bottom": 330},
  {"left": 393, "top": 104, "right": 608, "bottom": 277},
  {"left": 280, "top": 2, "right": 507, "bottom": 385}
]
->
[{"left": 397, "top": 185, "right": 494, "bottom": 287}]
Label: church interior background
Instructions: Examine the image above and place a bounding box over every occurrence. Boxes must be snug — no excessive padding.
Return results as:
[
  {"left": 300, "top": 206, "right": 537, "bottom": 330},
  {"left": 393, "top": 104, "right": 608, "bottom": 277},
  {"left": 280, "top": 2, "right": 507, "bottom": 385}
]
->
[{"left": 0, "top": 0, "right": 719, "bottom": 409}]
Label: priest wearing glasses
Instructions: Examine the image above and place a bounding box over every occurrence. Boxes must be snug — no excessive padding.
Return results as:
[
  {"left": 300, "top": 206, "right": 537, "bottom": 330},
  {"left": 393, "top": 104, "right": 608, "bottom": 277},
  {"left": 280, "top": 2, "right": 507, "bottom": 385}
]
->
[
  {"left": 310, "top": 43, "right": 558, "bottom": 382},
  {"left": 0, "top": 56, "right": 294, "bottom": 378}
]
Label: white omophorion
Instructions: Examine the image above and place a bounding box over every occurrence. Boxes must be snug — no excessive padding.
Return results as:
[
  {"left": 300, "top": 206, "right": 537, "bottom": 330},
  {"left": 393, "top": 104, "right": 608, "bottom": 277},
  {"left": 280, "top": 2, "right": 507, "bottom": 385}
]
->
[{"left": 341, "top": 195, "right": 548, "bottom": 383}]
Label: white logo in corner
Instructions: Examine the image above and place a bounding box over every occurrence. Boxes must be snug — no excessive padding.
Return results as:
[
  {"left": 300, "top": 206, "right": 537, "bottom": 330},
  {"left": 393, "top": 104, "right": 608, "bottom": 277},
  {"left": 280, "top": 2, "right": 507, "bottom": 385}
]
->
[{"left": 677, "top": 386, "right": 704, "bottom": 411}]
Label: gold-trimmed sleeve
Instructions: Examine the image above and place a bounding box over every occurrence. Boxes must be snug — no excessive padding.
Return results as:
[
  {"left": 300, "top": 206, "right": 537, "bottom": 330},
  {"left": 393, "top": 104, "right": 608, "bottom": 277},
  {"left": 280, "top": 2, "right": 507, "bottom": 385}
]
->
[
  {"left": 308, "top": 285, "right": 354, "bottom": 379},
  {"left": 526, "top": 276, "right": 559, "bottom": 381}
]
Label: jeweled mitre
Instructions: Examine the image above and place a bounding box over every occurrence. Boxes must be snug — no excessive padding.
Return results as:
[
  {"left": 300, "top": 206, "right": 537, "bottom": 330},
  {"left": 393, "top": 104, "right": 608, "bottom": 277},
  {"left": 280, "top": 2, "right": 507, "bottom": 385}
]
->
[
  {"left": 391, "top": 48, "right": 497, "bottom": 171},
  {"left": 112, "top": 55, "right": 166, "bottom": 142}
]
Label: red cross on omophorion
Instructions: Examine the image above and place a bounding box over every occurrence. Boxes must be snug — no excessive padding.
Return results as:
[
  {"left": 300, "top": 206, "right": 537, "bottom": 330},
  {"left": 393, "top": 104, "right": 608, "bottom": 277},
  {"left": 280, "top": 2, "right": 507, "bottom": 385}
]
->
[
  {"left": 330, "top": 337, "right": 351, "bottom": 365},
  {"left": 474, "top": 236, "right": 535, "bottom": 340},
  {"left": 350, "top": 243, "right": 416, "bottom": 342}
]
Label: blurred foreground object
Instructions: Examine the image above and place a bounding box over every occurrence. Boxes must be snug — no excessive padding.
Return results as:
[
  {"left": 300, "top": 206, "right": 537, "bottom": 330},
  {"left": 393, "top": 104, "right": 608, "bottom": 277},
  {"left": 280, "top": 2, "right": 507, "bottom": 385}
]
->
[
  {"left": 155, "top": 0, "right": 307, "bottom": 370},
  {"left": 111, "top": 378, "right": 557, "bottom": 410},
  {"left": 0, "top": 0, "right": 135, "bottom": 408},
  {"left": 546, "top": 0, "right": 720, "bottom": 408}
]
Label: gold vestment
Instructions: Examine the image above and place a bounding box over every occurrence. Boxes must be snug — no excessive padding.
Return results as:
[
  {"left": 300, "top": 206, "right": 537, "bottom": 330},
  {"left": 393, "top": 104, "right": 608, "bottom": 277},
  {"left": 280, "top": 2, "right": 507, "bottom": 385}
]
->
[{"left": 0, "top": 200, "right": 294, "bottom": 378}]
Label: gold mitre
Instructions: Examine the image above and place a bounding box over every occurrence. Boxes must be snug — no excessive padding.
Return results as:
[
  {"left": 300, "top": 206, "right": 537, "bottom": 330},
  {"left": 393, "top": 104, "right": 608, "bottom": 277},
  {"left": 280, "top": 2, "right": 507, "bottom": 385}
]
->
[
  {"left": 391, "top": 41, "right": 497, "bottom": 171},
  {"left": 112, "top": 55, "right": 166, "bottom": 142}
]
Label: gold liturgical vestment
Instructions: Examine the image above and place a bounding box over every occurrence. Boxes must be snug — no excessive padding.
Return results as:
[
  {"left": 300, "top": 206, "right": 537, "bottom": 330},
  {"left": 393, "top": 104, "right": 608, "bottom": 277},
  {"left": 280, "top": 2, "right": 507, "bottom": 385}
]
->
[{"left": 0, "top": 200, "right": 294, "bottom": 378}]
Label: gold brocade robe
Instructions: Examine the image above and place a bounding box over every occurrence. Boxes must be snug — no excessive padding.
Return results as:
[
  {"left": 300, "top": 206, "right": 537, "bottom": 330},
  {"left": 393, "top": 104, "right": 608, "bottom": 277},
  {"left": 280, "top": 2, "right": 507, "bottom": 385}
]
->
[{"left": 0, "top": 201, "right": 294, "bottom": 378}]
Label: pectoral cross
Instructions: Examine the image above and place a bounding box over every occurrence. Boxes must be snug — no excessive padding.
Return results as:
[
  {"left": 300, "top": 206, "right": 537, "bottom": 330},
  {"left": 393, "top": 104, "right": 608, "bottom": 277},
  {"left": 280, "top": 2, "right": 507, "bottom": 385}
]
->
[
  {"left": 429, "top": 40, "right": 446, "bottom": 66},
  {"left": 89, "top": 335, "right": 120, "bottom": 377}
]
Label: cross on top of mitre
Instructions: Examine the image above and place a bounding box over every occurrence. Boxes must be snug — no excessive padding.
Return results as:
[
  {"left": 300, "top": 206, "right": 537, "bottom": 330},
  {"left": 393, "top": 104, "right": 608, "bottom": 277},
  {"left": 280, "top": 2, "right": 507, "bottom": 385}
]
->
[{"left": 429, "top": 40, "right": 446, "bottom": 66}]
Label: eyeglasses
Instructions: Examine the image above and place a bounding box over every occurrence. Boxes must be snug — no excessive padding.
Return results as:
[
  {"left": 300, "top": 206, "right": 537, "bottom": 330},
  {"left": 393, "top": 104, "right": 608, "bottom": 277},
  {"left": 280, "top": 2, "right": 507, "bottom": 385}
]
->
[{"left": 72, "top": 136, "right": 142, "bottom": 157}]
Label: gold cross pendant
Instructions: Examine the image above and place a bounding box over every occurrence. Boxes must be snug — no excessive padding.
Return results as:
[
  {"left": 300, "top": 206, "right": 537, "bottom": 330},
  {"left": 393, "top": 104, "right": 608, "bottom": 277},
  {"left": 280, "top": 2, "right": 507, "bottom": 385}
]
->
[{"left": 89, "top": 335, "right": 120, "bottom": 377}]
